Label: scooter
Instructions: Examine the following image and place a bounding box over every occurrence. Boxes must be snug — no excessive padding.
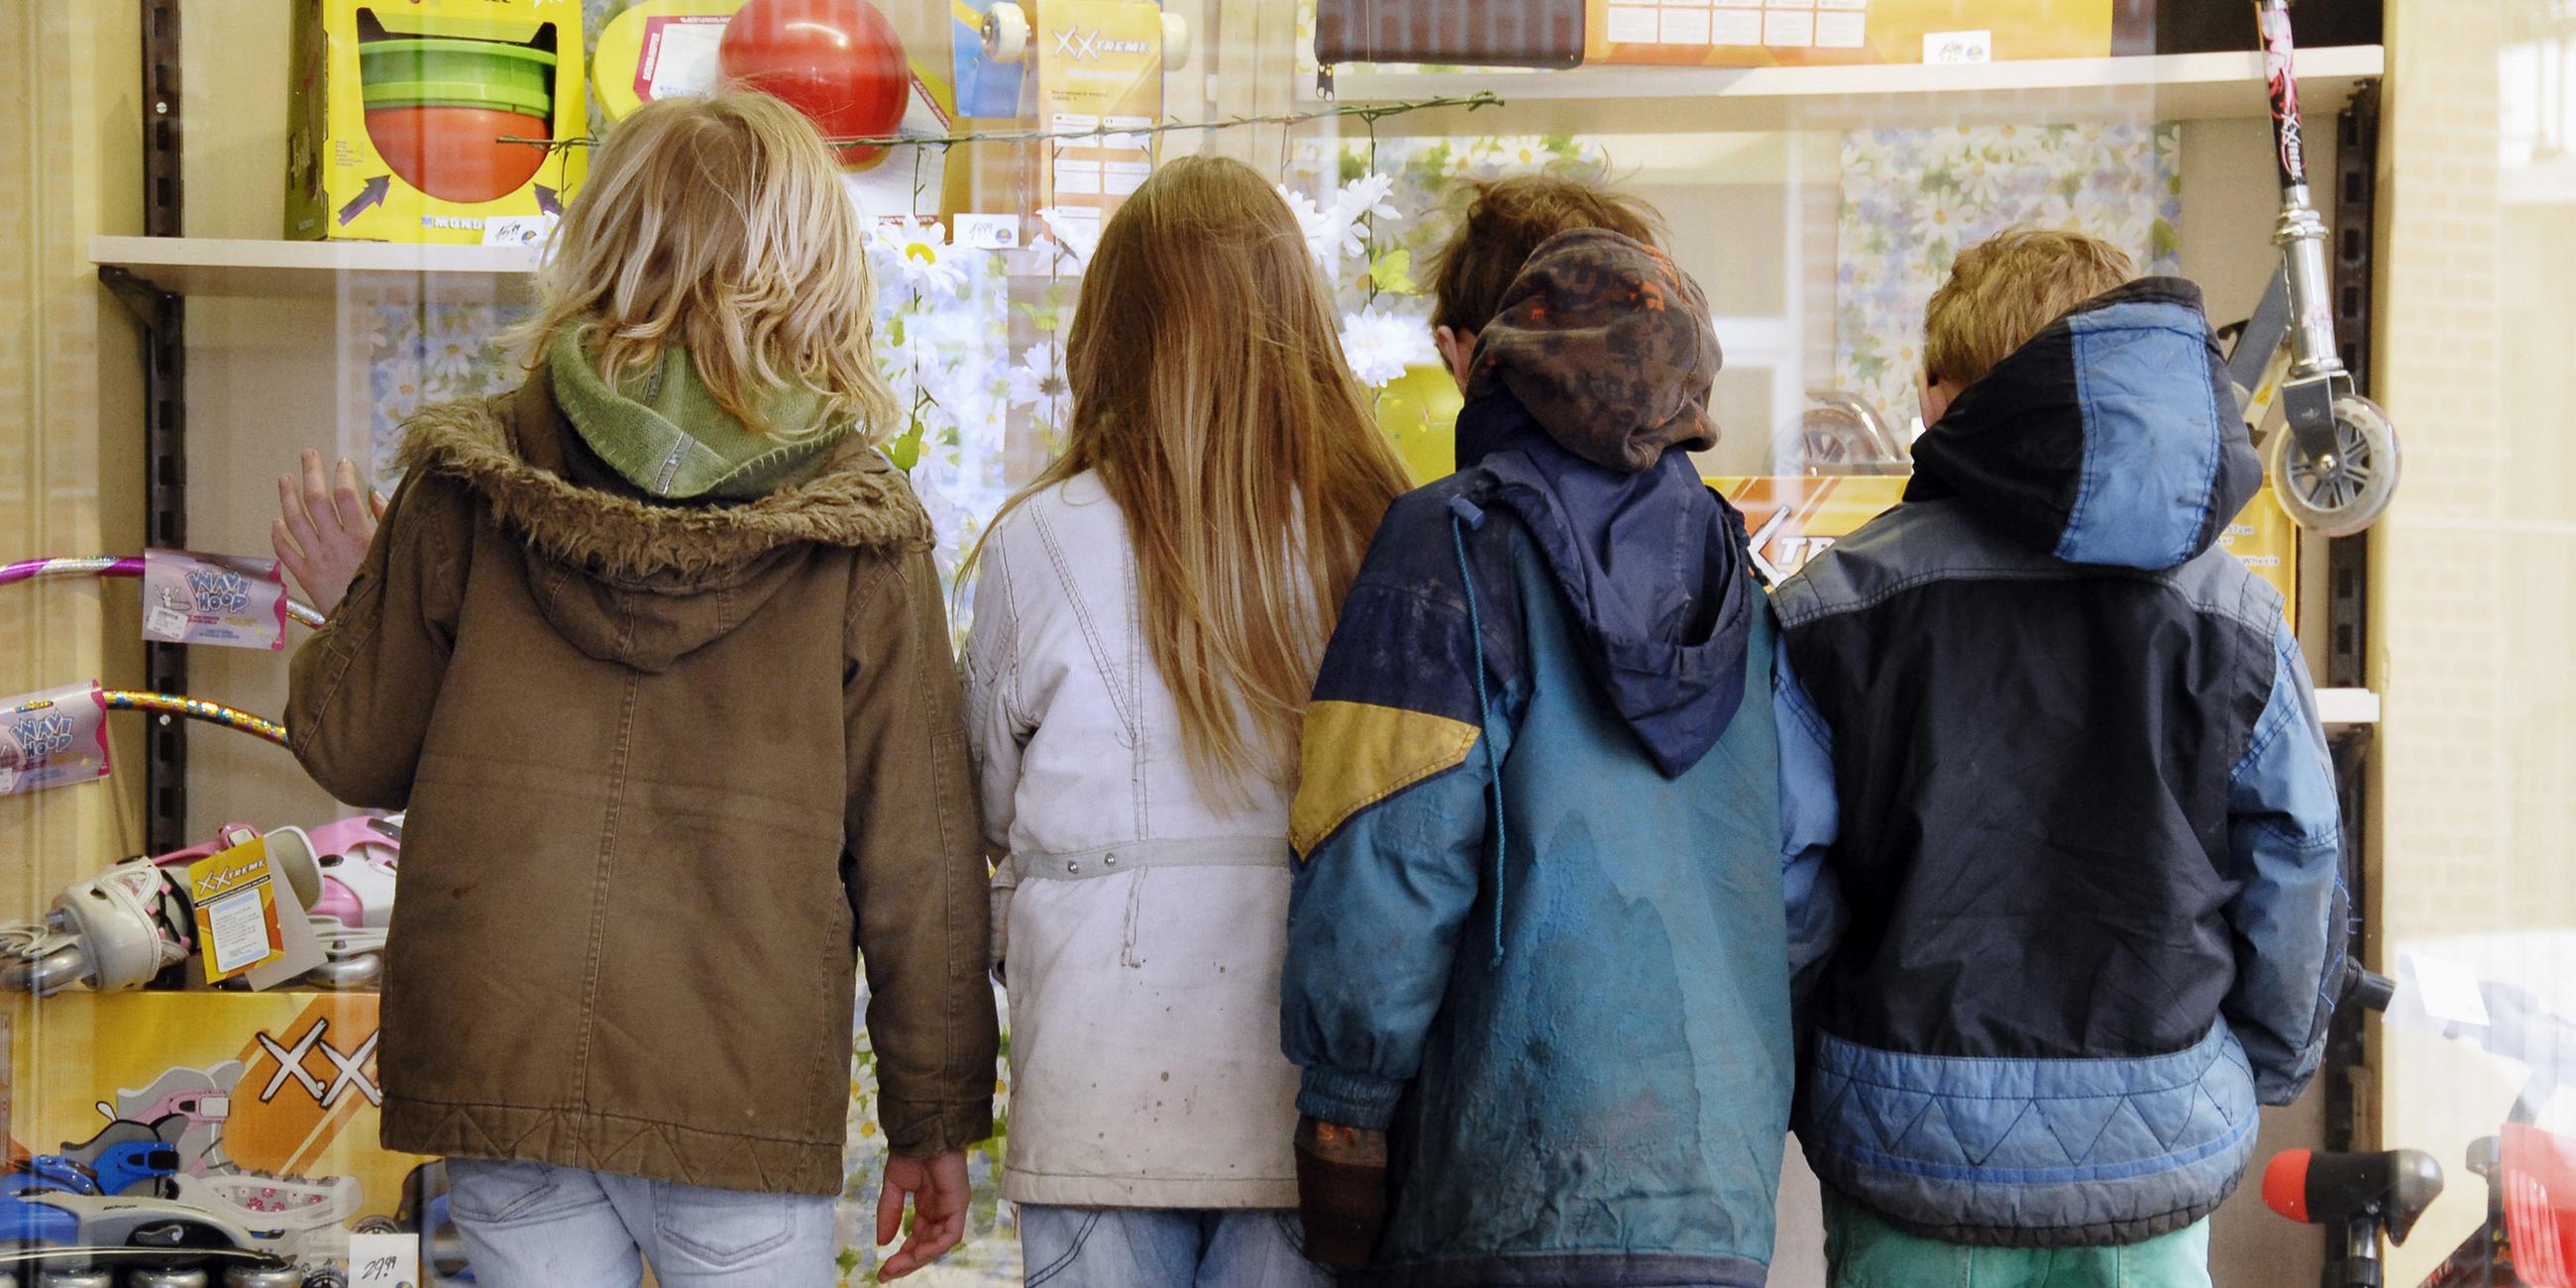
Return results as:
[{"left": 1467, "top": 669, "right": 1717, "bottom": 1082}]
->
[
  {"left": 2226, "top": 0, "right": 2401, "bottom": 537},
  {"left": 2266, "top": 964, "right": 2576, "bottom": 1286}
]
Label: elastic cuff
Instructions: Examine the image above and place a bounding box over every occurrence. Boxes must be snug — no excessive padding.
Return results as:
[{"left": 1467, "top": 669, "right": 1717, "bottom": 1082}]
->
[
  {"left": 882, "top": 1098, "right": 997, "bottom": 1158},
  {"left": 1297, "top": 1068, "right": 1404, "bottom": 1131}
]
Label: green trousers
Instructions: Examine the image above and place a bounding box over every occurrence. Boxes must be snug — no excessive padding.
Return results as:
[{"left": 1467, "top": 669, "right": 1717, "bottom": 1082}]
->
[{"left": 1821, "top": 1190, "right": 2214, "bottom": 1288}]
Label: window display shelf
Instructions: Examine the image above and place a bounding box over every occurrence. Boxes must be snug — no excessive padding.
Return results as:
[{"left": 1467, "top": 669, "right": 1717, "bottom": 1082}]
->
[
  {"left": 1322, "top": 45, "right": 2383, "bottom": 136},
  {"left": 91, "top": 236, "right": 538, "bottom": 298}
]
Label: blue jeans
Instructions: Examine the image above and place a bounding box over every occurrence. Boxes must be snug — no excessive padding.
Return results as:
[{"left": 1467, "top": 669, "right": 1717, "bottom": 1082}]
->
[
  {"left": 445, "top": 1158, "right": 837, "bottom": 1288},
  {"left": 1020, "top": 1206, "right": 1330, "bottom": 1288}
]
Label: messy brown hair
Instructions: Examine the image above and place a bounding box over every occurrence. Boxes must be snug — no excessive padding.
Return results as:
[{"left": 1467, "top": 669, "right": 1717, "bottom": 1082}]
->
[
  {"left": 1428, "top": 175, "right": 1664, "bottom": 337},
  {"left": 1923, "top": 228, "right": 2136, "bottom": 387}
]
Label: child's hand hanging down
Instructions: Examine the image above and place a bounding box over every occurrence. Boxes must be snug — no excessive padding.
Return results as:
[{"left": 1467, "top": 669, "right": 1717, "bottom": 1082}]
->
[{"left": 272, "top": 449, "right": 386, "bottom": 616}]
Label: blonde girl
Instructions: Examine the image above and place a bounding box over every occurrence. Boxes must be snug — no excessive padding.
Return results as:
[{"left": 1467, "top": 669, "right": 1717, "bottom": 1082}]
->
[
  {"left": 281, "top": 94, "right": 997, "bottom": 1288},
  {"left": 960, "top": 154, "right": 1413, "bottom": 1286}
]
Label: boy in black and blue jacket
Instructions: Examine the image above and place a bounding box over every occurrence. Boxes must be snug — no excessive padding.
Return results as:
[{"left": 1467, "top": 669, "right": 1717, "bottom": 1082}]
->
[{"left": 1775, "top": 229, "right": 2347, "bottom": 1284}]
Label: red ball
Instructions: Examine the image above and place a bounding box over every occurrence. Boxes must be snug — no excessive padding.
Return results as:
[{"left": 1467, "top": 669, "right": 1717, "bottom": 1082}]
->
[{"left": 719, "top": 0, "right": 910, "bottom": 166}]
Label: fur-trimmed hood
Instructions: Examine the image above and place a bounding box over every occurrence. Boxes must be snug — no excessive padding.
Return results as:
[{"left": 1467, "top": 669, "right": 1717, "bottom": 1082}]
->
[{"left": 395, "top": 376, "right": 931, "bottom": 672}]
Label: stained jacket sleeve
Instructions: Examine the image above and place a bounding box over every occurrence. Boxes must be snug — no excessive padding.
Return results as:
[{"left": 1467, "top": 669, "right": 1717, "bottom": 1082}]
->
[
  {"left": 961, "top": 526, "right": 1037, "bottom": 976},
  {"left": 1773, "top": 641, "right": 1847, "bottom": 1012},
  {"left": 845, "top": 545, "right": 1002, "bottom": 1156},
  {"left": 287, "top": 471, "right": 470, "bottom": 808},
  {"left": 2222, "top": 617, "right": 2349, "bottom": 1105},
  {"left": 1282, "top": 504, "right": 1513, "bottom": 1132}
]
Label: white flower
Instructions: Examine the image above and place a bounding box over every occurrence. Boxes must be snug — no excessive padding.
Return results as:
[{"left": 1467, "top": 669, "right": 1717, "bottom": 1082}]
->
[
  {"left": 1272, "top": 183, "right": 1370, "bottom": 271},
  {"left": 871, "top": 217, "right": 968, "bottom": 298},
  {"left": 1334, "top": 172, "right": 1401, "bottom": 227},
  {"left": 1338, "top": 307, "right": 1436, "bottom": 388},
  {"left": 1008, "top": 344, "right": 1073, "bottom": 428},
  {"left": 1034, "top": 208, "right": 1102, "bottom": 268}
]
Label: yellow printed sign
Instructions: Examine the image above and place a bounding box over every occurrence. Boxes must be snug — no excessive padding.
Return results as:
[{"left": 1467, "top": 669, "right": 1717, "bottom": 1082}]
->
[
  {"left": 188, "top": 837, "right": 285, "bottom": 984},
  {"left": 7, "top": 992, "right": 431, "bottom": 1275},
  {"left": 1587, "top": 0, "right": 2112, "bottom": 67},
  {"left": 1032, "top": 0, "right": 1166, "bottom": 223}
]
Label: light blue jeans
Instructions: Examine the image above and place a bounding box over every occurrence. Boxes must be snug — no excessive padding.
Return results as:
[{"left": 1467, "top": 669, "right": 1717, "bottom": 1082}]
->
[
  {"left": 445, "top": 1158, "right": 837, "bottom": 1288},
  {"left": 1020, "top": 1205, "right": 1331, "bottom": 1288}
]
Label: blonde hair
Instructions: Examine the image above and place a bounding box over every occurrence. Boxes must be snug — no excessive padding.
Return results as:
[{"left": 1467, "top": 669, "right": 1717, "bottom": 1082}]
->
[
  {"left": 978, "top": 156, "right": 1413, "bottom": 793},
  {"left": 513, "top": 94, "right": 898, "bottom": 443},
  {"left": 1923, "top": 228, "right": 2136, "bottom": 387}
]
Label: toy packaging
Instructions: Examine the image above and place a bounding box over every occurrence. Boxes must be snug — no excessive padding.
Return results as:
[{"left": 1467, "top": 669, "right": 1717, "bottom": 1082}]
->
[
  {"left": 142, "top": 549, "right": 289, "bottom": 652},
  {"left": 285, "top": 0, "right": 589, "bottom": 244},
  {"left": 1588, "top": 0, "right": 2112, "bottom": 66},
  {"left": 0, "top": 681, "right": 110, "bottom": 798},
  {"left": 1714, "top": 474, "right": 2301, "bottom": 622},
  {"left": 7, "top": 991, "right": 434, "bottom": 1277}
]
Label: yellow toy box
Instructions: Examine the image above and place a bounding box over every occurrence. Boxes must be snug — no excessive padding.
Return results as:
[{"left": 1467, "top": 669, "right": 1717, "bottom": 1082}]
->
[
  {"left": 1713, "top": 474, "right": 2301, "bottom": 623},
  {"left": 1587, "top": 0, "right": 2112, "bottom": 67},
  {"left": 8, "top": 991, "right": 434, "bottom": 1279},
  {"left": 286, "top": 0, "right": 589, "bottom": 244}
]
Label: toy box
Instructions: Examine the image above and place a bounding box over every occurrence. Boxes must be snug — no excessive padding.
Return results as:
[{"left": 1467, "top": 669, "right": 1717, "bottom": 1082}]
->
[
  {"left": 286, "top": 0, "right": 589, "bottom": 244},
  {"left": 8, "top": 991, "right": 434, "bottom": 1279},
  {"left": 1588, "top": 0, "right": 2112, "bottom": 67},
  {"left": 1712, "top": 474, "right": 2300, "bottom": 623}
]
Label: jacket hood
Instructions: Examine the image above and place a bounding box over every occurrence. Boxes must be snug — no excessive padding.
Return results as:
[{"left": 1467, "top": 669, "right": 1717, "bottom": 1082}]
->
[
  {"left": 1904, "top": 276, "right": 2261, "bottom": 571},
  {"left": 1453, "top": 229, "right": 1751, "bottom": 777},
  {"left": 396, "top": 376, "right": 928, "bottom": 671},
  {"left": 546, "top": 330, "right": 854, "bottom": 501},
  {"left": 1466, "top": 228, "right": 1723, "bottom": 472}
]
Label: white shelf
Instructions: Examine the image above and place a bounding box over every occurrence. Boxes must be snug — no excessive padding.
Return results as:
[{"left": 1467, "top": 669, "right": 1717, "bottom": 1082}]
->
[
  {"left": 2317, "top": 688, "right": 2381, "bottom": 727},
  {"left": 92, "top": 236, "right": 537, "bottom": 298},
  {"left": 1323, "top": 46, "right": 2383, "bottom": 136}
]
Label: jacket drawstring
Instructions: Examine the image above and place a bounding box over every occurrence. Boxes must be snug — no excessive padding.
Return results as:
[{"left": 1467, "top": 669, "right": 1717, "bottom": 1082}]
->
[{"left": 1449, "top": 497, "right": 1507, "bottom": 966}]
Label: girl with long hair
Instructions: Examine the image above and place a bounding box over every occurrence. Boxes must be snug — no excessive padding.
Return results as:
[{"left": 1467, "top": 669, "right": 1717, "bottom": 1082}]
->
[{"left": 962, "top": 154, "right": 1413, "bottom": 1285}]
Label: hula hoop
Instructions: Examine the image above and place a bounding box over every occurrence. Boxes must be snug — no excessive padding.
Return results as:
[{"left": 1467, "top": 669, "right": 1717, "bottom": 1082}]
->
[
  {"left": 1, "top": 556, "right": 327, "bottom": 627},
  {"left": 100, "top": 692, "right": 289, "bottom": 746}
]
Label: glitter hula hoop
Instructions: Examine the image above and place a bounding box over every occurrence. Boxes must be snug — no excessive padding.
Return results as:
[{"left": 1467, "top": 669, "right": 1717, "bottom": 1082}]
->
[
  {"left": 101, "top": 692, "right": 289, "bottom": 746},
  {"left": 1, "top": 556, "right": 326, "bottom": 627}
]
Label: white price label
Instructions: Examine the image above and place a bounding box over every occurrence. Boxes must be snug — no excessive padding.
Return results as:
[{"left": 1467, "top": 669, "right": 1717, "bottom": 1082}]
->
[
  {"left": 482, "top": 214, "right": 558, "bottom": 249},
  {"left": 0, "top": 765, "right": 17, "bottom": 796},
  {"left": 1924, "top": 30, "right": 1992, "bottom": 62},
  {"left": 952, "top": 213, "right": 1020, "bottom": 250},
  {"left": 144, "top": 604, "right": 190, "bottom": 642},
  {"left": 351, "top": 1232, "right": 420, "bottom": 1286},
  {"left": 203, "top": 888, "right": 272, "bottom": 976},
  {"left": 2405, "top": 951, "right": 2492, "bottom": 1027}
]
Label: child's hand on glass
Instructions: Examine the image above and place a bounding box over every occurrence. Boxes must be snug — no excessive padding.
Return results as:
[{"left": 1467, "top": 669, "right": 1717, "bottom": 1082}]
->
[{"left": 272, "top": 449, "right": 385, "bottom": 617}]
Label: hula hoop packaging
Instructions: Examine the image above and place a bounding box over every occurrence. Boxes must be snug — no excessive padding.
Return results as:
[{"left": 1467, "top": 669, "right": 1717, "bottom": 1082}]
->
[
  {"left": 142, "top": 549, "right": 289, "bottom": 651},
  {"left": 0, "top": 681, "right": 111, "bottom": 797}
]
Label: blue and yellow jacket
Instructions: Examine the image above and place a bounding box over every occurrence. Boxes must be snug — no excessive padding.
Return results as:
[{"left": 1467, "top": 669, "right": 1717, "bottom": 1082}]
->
[
  {"left": 1776, "top": 277, "right": 2348, "bottom": 1247},
  {"left": 1280, "top": 231, "right": 1828, "bottom": 1287}
]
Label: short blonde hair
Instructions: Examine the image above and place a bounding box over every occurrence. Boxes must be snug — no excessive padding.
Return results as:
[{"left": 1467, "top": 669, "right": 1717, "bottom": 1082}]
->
[
  {"left": 1923, "top": 228, "right": 2135, "bottom": 387},
  {"left": 516, "top": 94, "right": 898, "bottom": 444}
]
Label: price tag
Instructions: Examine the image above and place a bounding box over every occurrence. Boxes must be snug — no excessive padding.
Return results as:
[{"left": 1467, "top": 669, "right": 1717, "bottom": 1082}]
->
[
  {"left": 351, "top": 1232, "right": 419, "bottom": 1286},
  {"left": 952, "top": 213, "right": 1020, "bottom": 251},
  {"left": 144, "top": 603, "right": 190, "bottom": 641},
  {"left": 2404, "top": 951, "right": 2492, "bottom": 1028},
  {"left": 1923, "top": 30, "right": 1992, "bottom": 62},
  {"left": 188, "top": 834, "right": 286, "bottom": 983},
  {"left": 0, "top": 765, "right": 16, "bottom": 795}
]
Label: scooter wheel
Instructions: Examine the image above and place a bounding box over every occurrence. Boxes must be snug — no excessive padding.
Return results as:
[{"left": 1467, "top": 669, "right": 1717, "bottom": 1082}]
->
[
  {"left": 349, "top": 1217, "right": 400, "bottom": 1235},
  {"left": 297, "top": 1269, "right": 347, "bottom": 1288},
  {"left": 2268, "top": 393, "right": 2399, "bottom": 538},
  {"left": 983, "top": 3, "right": 1029, "bottom": 63}
]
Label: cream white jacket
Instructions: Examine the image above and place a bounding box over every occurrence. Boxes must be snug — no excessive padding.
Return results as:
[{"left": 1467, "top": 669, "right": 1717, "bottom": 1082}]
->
[{"left": 962, "top": 472, "right": 1303, "bottom": 1209}]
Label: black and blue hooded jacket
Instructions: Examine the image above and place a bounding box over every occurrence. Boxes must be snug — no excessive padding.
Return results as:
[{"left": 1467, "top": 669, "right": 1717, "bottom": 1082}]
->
[
  {"left": 1774, "top": 277, "right": 2348, "bottom": 1247},
  {"left": 1280, "top": 231, "right": 1810, "bottom": 1287}
]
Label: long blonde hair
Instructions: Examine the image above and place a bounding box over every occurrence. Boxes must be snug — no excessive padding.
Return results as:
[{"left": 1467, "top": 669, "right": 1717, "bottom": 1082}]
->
[
  {"left": 513, "top": 93, "right": 899, "bottom": 443},
  {"left": 984, "top": 156, "right": 1413, "bottom": 792}
]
